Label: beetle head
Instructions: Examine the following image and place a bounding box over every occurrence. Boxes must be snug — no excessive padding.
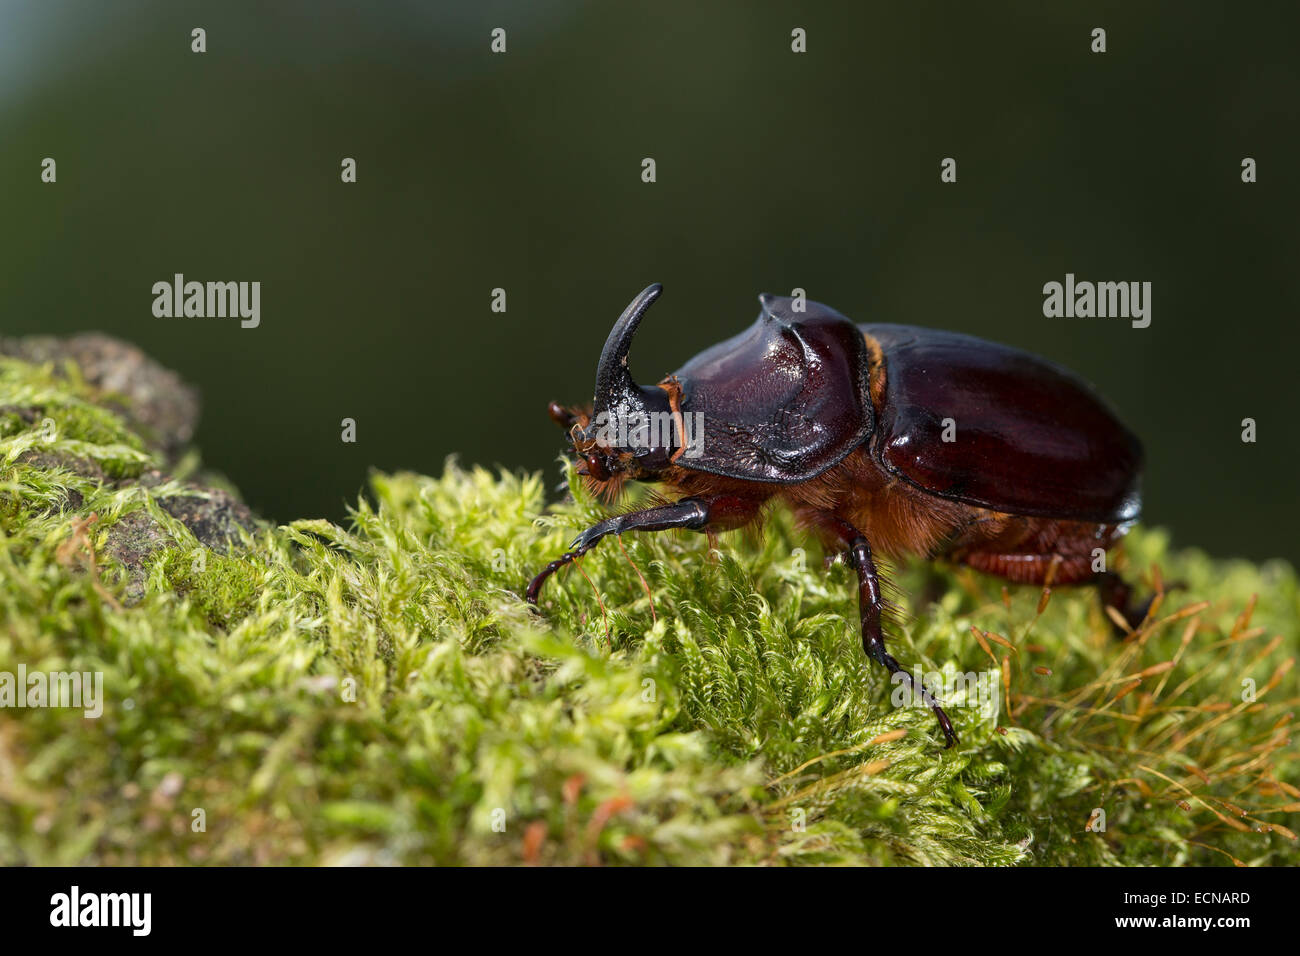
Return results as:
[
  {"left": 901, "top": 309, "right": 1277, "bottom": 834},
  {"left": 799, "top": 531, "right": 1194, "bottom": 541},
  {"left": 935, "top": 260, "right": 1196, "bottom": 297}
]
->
[{"left": 549, "top": 283, "right": 678, "bottom": 498}]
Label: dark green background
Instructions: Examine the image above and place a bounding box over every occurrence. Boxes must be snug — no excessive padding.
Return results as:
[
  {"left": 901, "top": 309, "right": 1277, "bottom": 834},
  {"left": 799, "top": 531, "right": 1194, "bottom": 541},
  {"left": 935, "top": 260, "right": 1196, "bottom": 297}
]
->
[{"left": 3, "top": 1, "right": 1297, "bottom": 562}]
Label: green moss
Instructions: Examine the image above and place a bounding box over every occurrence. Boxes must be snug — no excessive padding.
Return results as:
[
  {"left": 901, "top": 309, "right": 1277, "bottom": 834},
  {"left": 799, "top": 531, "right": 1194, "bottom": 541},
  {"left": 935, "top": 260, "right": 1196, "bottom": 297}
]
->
[{"left": 0, "top": 352, "right": 1296, "bottom": 865}]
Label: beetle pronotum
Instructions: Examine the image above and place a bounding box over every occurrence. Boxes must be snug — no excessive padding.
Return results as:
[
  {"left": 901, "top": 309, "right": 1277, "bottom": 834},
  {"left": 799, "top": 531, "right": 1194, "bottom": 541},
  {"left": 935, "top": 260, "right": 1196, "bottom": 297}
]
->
[{"left": 527, "top": 284, "right": 1151, "bottom": 748}]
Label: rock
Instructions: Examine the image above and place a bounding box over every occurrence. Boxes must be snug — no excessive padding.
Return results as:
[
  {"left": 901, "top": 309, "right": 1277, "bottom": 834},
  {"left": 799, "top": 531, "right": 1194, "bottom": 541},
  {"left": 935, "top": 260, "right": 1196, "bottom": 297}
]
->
[
  {"left": 15, "top": 449, "right": 106, "bottom": 483},
  {"left": 157, "top": 488, "right": 257, "bottom": 552},
  {"left": 0, "top": 332, "right": 200, "bottom": 457},
  {"left": 2, "top": 333, "right": 259, "bottom": 605},
  {"left": 12, "top": 450, "right": 106, "bottom": 512},
  {"left": 103, "top": 510, "right": 171, "bottom": 605},
  {"left": 100, "top": 490, "right": 257, "bottom": 605}
]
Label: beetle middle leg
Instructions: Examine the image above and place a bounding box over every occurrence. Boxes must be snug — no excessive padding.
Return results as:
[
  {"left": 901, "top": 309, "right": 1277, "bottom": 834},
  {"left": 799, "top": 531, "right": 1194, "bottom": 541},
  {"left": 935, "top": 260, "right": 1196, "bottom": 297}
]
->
[
  {"left": 526, "top": 494, "right": 762, "bottom": 605},
  {"left": 821, "top": 514, "right": 958, "bottom": 749}
]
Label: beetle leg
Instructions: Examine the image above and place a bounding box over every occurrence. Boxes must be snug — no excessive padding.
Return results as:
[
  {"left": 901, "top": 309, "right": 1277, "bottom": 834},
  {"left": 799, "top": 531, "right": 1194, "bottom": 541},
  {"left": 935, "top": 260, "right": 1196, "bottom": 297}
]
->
[
  {"left": 1094, "top": 572, "right": 1144, "bottom": 630},
  {"left": 527, "top": 496, "right": 750, "bottom": 605},
  {"left": 1093, "top": 571, "right": 1183, "bottom": 634},
  {"left": 823, "top": 515, "right": 958, "bottom": 749}
]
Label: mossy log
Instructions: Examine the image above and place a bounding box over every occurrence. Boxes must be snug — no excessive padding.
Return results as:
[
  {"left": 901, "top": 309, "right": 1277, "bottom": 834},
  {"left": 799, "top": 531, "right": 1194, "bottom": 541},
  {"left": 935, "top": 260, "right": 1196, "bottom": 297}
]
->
[{"left": 0, "top": 337, "right": 1296, "bottom": 865}]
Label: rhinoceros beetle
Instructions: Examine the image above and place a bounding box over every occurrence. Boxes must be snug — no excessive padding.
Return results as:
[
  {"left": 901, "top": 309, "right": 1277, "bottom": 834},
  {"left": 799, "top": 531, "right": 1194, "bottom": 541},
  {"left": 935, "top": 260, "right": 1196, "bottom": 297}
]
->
[{"left": 527, "top": 284, "right": 1150, "bottom": 748}]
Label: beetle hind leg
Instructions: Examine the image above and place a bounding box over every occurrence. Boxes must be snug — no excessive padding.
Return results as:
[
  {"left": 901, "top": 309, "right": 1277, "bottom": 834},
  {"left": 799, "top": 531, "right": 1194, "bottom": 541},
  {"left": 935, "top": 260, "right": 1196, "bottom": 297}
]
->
[
  {"left": 960, "top": 550, "right": 1166, "bottom": 635},
  {"left": 1093, "top": 571, "right": 1181, "bottom": 634}
]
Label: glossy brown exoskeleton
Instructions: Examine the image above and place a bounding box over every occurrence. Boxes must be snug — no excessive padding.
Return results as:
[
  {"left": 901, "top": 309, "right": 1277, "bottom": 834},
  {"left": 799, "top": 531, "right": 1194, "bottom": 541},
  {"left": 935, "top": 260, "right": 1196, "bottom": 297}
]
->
[{"left": 528, "top": 284, "right": 1149, "bottom": 748}]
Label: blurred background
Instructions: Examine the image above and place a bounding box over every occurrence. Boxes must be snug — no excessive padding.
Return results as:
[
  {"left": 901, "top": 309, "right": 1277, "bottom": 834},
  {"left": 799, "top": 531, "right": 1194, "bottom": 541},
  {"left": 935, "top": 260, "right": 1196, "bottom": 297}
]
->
[{"left": 2, "top": 1, "right": 1297, "bottom": 562}]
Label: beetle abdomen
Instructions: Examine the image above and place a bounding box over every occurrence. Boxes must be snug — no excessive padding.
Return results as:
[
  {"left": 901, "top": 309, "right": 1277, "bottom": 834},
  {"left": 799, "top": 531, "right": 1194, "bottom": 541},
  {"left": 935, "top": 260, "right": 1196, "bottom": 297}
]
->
[{"left": 861, "top": 324, "right": 1142, "bottom": 524}]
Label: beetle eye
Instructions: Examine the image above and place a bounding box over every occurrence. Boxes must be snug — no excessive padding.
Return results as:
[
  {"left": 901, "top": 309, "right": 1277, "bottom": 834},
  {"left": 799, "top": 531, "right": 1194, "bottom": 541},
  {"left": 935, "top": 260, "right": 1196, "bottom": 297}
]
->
[{"left": 585, "top": 453, "right": 610, "bottom": 481}]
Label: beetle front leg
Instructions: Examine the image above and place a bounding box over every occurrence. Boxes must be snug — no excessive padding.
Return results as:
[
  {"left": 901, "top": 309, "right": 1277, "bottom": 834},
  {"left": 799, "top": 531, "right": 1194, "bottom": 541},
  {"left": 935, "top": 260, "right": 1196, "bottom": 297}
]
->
[
  {"left": 823, "top": 515, "right": 958, "bottom": 749},
  {"left": 526, "top": 495, "right": 756, "bottom": 605}
]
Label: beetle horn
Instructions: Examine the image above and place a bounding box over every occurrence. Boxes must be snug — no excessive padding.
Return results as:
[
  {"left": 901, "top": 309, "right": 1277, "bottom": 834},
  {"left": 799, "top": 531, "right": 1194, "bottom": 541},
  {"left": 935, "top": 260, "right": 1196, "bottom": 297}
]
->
[{"left": 592, "top": 283, "right": 662, "bottom": 412}]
